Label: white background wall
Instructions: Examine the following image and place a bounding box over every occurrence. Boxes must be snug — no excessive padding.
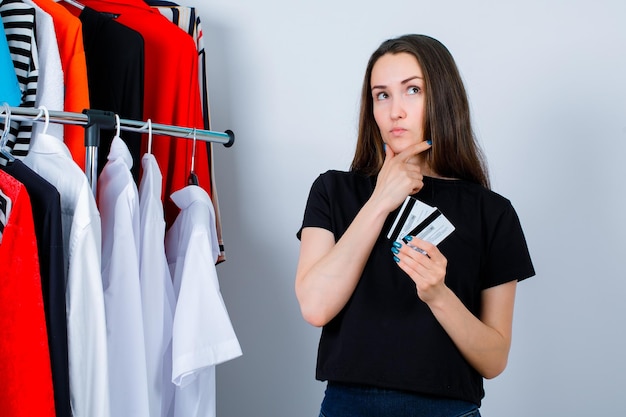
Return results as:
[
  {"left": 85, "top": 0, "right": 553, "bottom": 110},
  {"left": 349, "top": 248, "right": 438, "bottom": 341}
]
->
[{"left": 177, "top": 1, "right": 626, "bottom": 415}]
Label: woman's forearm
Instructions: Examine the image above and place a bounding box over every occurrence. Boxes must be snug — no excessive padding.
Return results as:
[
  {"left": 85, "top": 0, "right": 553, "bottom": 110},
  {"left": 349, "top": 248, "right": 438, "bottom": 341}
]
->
[
  {"left": 295, "top": 199, "right": 390, "bottom": 327},
  {"left": 426, "top": 281, "right": 517, "bottom": 379}
]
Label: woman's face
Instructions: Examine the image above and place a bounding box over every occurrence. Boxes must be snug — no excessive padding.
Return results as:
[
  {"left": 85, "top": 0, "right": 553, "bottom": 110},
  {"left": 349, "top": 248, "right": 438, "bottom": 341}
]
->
[{"left": 371, "top": 52, "right": 427, "bottom": 155}]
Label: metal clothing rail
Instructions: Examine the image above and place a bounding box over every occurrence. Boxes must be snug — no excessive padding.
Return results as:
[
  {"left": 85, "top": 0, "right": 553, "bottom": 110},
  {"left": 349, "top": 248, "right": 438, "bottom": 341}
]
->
[{"left": 2, "top": 106, "right": 235, "bottom": 194}]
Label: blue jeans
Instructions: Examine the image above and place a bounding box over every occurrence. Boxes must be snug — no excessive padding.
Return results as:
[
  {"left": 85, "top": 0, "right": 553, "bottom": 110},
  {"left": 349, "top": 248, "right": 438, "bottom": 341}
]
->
[{"left": 318, "top": 382, "right": 481, "bottom": 417}]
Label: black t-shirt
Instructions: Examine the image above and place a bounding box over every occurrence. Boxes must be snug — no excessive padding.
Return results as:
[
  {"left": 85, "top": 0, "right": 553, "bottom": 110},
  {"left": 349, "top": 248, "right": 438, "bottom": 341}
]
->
[{"left": 297, "top": 170, "right": 535, "bottom": 406}]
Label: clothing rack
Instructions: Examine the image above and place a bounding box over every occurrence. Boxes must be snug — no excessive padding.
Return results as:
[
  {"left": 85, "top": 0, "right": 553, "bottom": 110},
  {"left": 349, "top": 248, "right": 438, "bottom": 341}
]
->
[{"left": 2, "top": 106, "right": 235, "bottom": 194}]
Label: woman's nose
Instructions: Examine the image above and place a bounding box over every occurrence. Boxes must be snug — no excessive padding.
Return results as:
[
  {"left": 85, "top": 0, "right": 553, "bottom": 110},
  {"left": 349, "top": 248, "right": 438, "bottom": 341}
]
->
[{"left": 390, "top": 99, "right": 406, "bottom": 120}]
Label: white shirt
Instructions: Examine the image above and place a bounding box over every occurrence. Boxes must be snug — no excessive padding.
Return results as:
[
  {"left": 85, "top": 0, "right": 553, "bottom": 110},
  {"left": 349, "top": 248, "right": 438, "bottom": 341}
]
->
[
  {"left": 23, "top": 132, "right": 110, "bottom": 417},
  {"left": 165, "top": 185, "right": 242, "bottom": 417},
  {"left": 139, "top": 153, "right": 175, "bottom": 417},
  {"left": 24, "top": 0, "right": 64, "bottom": 140},
  {"left": 98, "top": 135, "right": 150, "bottom": 417}
]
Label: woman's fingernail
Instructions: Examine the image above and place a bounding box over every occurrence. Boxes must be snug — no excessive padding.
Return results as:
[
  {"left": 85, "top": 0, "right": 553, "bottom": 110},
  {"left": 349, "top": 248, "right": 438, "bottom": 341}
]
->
[
  {"left": 391, "top": 247, "right": 399, "bottom": 254},
  {"left": 393, "top": 255, "right": 400, "bottom": 263},
  {"left": 392, "top": 241, "right": 401, "bottom": 248},
  {"left": 426, "top": 140, "right": 432, "bottom": 145},
  {"left": 402, "top": 235, "right": 413, "bottom": 242}
]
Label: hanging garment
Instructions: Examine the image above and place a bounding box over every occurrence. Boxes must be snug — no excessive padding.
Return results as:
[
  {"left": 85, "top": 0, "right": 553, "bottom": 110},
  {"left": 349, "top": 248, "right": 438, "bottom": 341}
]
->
[
  {"left": 0, "top": 20, "right": 21, "bottom": 106},
  {"left": 145, "top": 0, "right": 210, "bottom": 128},
  {"left": 31, "top": 0, "right": 90, "bottom": 165},
  {"left": 23, "top": 131, "right": 111, "bottom": 417},
  {"left": 78, "top": 0, "right": 210, "bottom": 227},
  {"left": 165, "top": 185, "right": 242, "bottom": 417},
  {"left": 0, "top": 0, "right": 39, "bottom": 159},
  {"left": 0, "top": 169, "right": 56, "bottom": 417},
  {"left": 24, "top": 0, "right": 65, "bottom": 140},
  {"left": 147, "top": 0, "right": 226, "bottom": 263},
  {"left": 2, "top": 159, "right": 71, "bottom": 417},
  {"left": 0, "top": 184, "right": 9, "bottom": 239},
  {"left": 98, "top": 135, "right": 150, "bottom": 417},
  {"left": 69, "top": 6, "right": 144, "bottom": 182},
  {"left": 139, "top": 152, "right": 176, "bottom": 417}
]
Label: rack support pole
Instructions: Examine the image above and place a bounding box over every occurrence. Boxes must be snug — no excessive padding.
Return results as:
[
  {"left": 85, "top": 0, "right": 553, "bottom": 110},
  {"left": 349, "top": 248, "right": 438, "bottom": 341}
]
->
[{"left": 83, "top": 109, "right": 116, "bottom": 195}]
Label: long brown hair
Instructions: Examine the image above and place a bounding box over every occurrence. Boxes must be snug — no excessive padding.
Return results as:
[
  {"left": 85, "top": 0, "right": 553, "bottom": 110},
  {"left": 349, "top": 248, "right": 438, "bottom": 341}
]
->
[{"left": 350, "top": 34, "right": 490, "bottom": 188}]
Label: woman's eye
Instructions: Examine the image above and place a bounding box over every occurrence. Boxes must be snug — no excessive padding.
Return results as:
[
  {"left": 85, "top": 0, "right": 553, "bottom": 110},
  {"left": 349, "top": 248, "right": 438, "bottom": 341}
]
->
[
  {"left": 408, "top": 86, "right": 421, "bottom": 95},
  {"left": 375, "top": 92, "right": 388, "bottom": 100}
]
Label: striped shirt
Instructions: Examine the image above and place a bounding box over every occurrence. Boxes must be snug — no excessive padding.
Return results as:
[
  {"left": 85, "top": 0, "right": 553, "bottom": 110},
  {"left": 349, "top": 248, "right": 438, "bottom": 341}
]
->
[
  {"left": 0, "top": 187, "right": 10, "bottom": 241},
  {"left": 0, "top": 0, "right": 39, "bottom": 161}
]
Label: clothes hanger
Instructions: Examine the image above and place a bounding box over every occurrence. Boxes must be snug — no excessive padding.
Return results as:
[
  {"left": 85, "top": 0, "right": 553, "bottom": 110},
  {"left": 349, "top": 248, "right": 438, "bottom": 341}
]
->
[
  {"left": 32, "top": 105, "right": 51, "bottom": 136},
  {"left": 41, "top": 106, "right": 50, "bottom": 135},
  {"left": 188, "top": 127, "right": 199, "bottom": 186},
  {"left": 55, "top": 0, "right": 85, "bottom": 10},
  {"left": 0, "top": 104, "right": 16, "bottom": 163},
  {"left": 146, "top": 118, "right": 153, "bottom": 154},
  {"left": 114, "top": 114, "right": 121, "bottom": 138}
]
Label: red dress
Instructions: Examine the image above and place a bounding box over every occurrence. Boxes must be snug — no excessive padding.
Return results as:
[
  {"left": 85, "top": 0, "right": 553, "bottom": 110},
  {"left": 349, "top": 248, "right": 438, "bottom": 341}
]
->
[
  {"left": 0, "top": 170, "right": 55, "bottom": 417},
  {"left": 73, "top": 0, "right": 210, "bottom": 226}
]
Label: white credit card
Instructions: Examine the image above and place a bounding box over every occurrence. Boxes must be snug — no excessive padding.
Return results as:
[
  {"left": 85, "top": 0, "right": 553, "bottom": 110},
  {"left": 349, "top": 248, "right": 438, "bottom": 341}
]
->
[{"left": 387, "top": 196, "right": 455, "bottom": 246}]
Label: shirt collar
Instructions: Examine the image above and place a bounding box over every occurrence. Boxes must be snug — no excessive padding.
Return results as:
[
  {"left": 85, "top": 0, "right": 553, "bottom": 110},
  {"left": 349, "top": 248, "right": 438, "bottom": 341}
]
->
[
  {"left": 170, "top": 184, "right": 213, "bottom": 211},
  {"left": 27, "top": 133, "right": 73, "bottom": 157},
  {"left": 107, "top": 135, "right": 134, "bottom": 169}
]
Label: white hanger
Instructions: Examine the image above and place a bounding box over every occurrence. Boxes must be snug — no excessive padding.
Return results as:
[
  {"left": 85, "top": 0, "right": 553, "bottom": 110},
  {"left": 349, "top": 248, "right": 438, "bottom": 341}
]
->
[
  {"left": 56, "top": 0, "right": 85, "bottom": 10},
  {"left": 1, "top": 104, "right": 15, "bottom": 162},
  {"left": 114, "top": 114, "right": 121, "bottom": 138},
  {"left": 146, "top": 119, "right": 153, "bottom": 154},
  {"left": 41, "top": 106, "right": 50, "bottom": 135},
  {"left": 33, "top": 105, "right": 50, "bottom": 135}
]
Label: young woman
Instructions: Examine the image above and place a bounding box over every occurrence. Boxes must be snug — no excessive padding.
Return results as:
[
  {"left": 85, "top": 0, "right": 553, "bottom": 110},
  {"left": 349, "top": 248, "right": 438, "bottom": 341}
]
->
[{"left": 295, "top": 34, "right": 535, "bottom": 417}]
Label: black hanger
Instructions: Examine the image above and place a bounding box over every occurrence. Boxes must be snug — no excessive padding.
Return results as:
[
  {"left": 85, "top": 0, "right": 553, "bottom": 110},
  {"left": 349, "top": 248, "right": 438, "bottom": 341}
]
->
[{"left": 188, "top": 128, "right": 199, "bottom": 185}]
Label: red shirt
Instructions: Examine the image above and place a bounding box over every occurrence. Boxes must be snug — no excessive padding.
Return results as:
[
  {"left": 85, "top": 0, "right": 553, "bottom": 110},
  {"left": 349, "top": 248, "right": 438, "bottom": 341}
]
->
[{"left": 0, "top": 170, "right": 55, "bottom": 417}]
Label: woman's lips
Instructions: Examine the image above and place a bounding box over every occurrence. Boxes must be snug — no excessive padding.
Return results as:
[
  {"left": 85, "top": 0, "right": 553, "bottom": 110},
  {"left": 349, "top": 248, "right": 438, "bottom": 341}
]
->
[{"left": 390, "top": 127, "right": 407, "bottom": 136}]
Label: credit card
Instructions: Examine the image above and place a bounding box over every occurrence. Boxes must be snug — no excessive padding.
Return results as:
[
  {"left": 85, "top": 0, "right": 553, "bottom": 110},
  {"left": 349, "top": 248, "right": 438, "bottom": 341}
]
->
[{"left": 387, "top": 196, "right": 454, "bottom": 246}]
